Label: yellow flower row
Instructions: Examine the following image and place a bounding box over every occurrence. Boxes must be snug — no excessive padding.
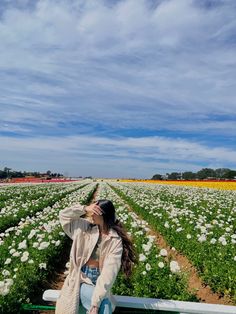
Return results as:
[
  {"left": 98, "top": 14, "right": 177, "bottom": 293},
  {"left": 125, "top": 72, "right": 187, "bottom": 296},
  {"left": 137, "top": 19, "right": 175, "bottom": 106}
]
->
[{"left": 120, "top": 179, "right": 236, "bottom": 191}]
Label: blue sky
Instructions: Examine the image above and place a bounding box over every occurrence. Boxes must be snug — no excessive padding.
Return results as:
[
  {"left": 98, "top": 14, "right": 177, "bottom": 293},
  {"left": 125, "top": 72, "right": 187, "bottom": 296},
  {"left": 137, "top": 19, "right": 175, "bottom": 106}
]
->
[{"left": 0, "top": 0, "right": 236, "bottom": 178}]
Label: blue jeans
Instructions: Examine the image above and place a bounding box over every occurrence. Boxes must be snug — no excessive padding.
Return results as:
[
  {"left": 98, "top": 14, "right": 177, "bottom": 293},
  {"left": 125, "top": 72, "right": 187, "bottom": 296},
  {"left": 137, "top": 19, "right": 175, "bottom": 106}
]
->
[{"left": 80, "top": 265, "right": 112, "bottom": 314}]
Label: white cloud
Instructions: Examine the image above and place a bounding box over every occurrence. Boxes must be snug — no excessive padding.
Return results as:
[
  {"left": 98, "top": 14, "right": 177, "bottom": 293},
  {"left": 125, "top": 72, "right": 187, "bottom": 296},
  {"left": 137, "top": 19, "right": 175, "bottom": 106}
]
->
[
  {"left": 1, "top": 134, "right": 235, "bottom": 177},
  {"left": 0, "top": 0, "right": 236, "bottom": 175}
]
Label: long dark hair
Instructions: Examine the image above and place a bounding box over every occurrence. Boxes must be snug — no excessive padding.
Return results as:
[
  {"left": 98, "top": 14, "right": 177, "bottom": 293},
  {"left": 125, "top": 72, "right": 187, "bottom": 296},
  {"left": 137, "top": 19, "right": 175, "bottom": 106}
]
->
[{"left": 96, "top": 199, "right": 137, "bottom": 278}]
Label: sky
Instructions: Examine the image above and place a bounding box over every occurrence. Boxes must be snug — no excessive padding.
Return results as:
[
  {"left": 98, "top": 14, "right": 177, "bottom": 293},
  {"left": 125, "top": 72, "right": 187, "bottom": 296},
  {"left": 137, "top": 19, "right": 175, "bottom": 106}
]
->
[{"left": 0, "top": 0, "right": 236, "bottom": 178}]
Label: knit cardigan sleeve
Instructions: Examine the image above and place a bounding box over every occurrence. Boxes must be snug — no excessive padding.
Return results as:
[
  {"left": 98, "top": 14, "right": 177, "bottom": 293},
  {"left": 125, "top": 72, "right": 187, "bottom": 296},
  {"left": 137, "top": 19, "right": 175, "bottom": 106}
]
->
[
  {"left": 59, "top": 204, "right": 90, "bottom": 240},
  {"left": 91, "top": 238, "right": 123, "bottom": 308}
]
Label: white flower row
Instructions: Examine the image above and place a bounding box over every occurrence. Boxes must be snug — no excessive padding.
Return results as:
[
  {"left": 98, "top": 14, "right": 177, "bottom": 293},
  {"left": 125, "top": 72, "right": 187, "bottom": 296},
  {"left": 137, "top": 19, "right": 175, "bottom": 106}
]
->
[
  {"left": 96, "top": 183, "right": 181, "bottom": 275},
  {"left": 0, "top": 182, "right": 96, "bottom": 297},
  {"left": 111, "top": 182, "right": 236, "bottom": 248}
]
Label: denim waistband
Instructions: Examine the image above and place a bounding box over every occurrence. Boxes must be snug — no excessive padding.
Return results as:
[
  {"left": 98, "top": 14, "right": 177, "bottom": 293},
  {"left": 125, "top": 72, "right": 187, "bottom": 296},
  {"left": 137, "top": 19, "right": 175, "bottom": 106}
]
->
[{"left": 81, "top": 265, "right": 100, "bottom": 285}]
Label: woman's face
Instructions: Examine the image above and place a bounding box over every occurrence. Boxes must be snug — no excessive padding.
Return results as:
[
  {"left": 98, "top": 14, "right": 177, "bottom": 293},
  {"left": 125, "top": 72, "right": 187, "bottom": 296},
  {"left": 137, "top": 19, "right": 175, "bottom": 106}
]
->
[{"left": 91, "top": 211, "right": 104, "bottom": 225}]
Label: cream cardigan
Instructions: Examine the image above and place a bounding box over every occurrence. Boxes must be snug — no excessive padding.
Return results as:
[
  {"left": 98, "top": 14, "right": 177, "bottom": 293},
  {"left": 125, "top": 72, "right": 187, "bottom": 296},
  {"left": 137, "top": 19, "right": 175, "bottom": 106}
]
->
[{"left": 55, "top": 204, "right": 123, "bottom": 314}]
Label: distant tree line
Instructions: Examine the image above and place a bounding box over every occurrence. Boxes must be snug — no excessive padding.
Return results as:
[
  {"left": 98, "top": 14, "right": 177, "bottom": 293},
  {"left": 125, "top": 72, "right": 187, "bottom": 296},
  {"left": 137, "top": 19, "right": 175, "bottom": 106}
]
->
[
  {"left": 0, "top": 167, "right": 63, "bottom": 179},
  {"left": 151, "top": 168, "right": 236, "bottom": 180}
]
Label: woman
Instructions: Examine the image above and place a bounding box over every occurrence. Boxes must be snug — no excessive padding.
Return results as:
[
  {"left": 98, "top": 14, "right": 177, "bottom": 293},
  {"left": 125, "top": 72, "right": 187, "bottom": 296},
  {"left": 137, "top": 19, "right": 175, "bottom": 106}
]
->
[{"left": 55, "top": 199, "right": 137, "bottom": 314}]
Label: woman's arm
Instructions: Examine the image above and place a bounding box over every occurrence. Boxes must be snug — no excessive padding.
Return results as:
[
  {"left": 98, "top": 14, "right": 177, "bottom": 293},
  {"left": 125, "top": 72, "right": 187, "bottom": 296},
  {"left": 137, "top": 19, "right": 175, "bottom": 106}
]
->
[
  {"left": 90, "top": 238, "right": 123, "bottom": 309},
  {"left": 59, "top": 204, "right": 88, "bottom": 239},
  {"left": 59, "top": 203, "right": 103, "bottom": 240}
]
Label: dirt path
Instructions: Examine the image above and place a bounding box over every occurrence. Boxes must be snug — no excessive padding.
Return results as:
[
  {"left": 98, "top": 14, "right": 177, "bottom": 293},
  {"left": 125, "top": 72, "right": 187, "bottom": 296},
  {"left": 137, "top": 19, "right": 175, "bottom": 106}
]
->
[
  {"left": 148, "top": 228, "right": 233, "bottom": 305},
  {"left": 38, "top": 186, "right": 100, "bottom": 313}
]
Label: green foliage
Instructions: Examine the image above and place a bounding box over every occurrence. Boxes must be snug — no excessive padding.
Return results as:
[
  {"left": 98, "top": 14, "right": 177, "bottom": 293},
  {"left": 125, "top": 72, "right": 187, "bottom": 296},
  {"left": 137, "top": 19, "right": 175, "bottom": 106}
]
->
[{"left": 111, "top": 182, "right": 236, "bottom": 302}]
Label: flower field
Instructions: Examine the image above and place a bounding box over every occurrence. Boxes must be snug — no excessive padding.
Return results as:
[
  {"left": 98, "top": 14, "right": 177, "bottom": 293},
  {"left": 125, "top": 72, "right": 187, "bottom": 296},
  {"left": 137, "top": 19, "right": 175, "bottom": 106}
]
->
[
  {"left": 0, "top": 180, "right": 235, "bottom": 313},
  {"left": 109, "top": 182, "right": 236, "bottom": 301},
  {"left": 0, "top": 181, "right": 96, "bottom": 313},
  {"left": 0, "top": 182, "right": 89, "bottom": 233},
  {"left": 95, "top": 183, "right": 196, "bottom": 301},
  {"left": 121, "top": 179, "right": 236, "bottom": 191}
]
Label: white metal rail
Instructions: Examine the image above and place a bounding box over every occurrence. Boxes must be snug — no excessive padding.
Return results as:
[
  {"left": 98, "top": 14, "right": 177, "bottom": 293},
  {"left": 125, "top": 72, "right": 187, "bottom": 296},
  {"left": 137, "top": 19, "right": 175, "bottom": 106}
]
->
[{"left": 43, "top": 289, "right": 236, "bottom": 314}]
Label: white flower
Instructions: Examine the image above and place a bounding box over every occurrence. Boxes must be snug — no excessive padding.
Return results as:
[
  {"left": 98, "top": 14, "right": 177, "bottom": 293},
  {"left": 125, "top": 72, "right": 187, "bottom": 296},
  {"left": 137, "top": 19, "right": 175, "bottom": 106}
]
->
[
  {"left": 55, "top": 240, "right": 61, "bottom": 246},
  {"left": 219, "top": 236, "right": 226, "bottom": 242},
  {"left": 0, "top": 286, "right": 9, "bottom": 296},
  {"left": 131, "top": 222, "right": 137, "bottom": 228},
  {"left": 9, "top": 248, "right": 16, "bottom": 254},
  {"left": 28, "top": 259, "right": 34, "bottom": 264},
  {"left": 33, "top": 242, "right": 39, "bottom": 248},
  {"left": 233, "top": 256, "right": 236, "bottom": 261},
  {"left": 164, "top": 222, "right": 169, "bottom": 228},
  {"left": 210, "top": 238, "right": 217, "bottom": 244},
  {"left": 37, "top": 233, "right": 45, "bottom": 239},
  {"left": 139, "top": 254, "right": 147, "bottom": 262},
  {"left": 21, "top": 252, "right": 29, "bottom": 262},
  {"left": 158, "top": 262, "right": 164, "bottom": 269},
  {"left": 147, "top": 235, "right": 155, "bottom": 242},
  {"left": 0, "top": 279, "right": 13, "bottom": 296},
  {"left": 170, "top": 261, "right": 180, "bottom": 273},
  {"left": 18, "top": 240, "right": 27, "bottom": 250},
  {"left": 2, "top": 270, "right": 10, "bottom": 277},
  {"left": 200, "top": 226, "right": 207, "bottom": 233},
  {"left": 186, "top": 234, "right": 191, "bottom": 239},
  {"left": 198, "top": 234, "right": 206, "bottom": 243},
  {"left": 5, "top": 279, "right": 13, "bottom": 287},
  {"left": 142, "top": 271, "right": 147, "bottom": 276},
  {"left": 38, "top": 242, "right": 50, "bottom": 250},
  {"left": 39, "top": 263, "right": 47, "bottom": 270},
  {"left": 142, "top": 243, "right": 152, "bottom": 253},
  {"left": 4, "top": 258, "right": 11, "bottom": 265},
  {"left": 160, "top": 249, "right": 168, "bottom": 257},
  {"left": 145, "top": 263, "right": 151, "bottom": 271},
  {"left": 28, "top": 230, "right": 36, "bottom": 239},
  {"left": 12, "top": 251, "right": 20, "bottom": 257}
]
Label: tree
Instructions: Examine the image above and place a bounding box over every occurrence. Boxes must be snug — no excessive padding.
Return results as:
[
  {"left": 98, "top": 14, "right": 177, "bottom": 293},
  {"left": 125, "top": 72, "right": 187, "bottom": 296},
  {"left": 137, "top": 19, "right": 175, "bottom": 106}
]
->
[
  {"left": 46, "top": 170, "right": 51, "bottom": 176},
  {"left": 3, "top": 167, "right": 11, "bottom": 178},
  {"left": 196, "top": 168, "right": 216, "bottom": 180},
  {"left": 0, "top": 170, "right": 7, "bottom": 179},
  {"left": 215, "top": 168, "right": 230, "bottom": 178},
  {"left": 223, "top": 170, "right": 236, "bottom": 179},
  {"left": 151, "top": 174, "right": 163, "bottom": 180},
  {"left": 182, "top": 171, "right": 196, "bottom": 180},
  {"left": 168, "top": 172, "right": 182, "bottom": 180}
]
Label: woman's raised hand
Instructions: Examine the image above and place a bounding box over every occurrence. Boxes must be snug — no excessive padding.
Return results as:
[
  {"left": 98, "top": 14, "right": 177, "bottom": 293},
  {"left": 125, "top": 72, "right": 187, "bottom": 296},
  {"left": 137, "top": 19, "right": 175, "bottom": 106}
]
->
[
  {"left": 85, "top": 202, "right": 103, "bottom": 216},
  {"left": 88, "top": 305, "right": 98, "bottom": 314}
]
